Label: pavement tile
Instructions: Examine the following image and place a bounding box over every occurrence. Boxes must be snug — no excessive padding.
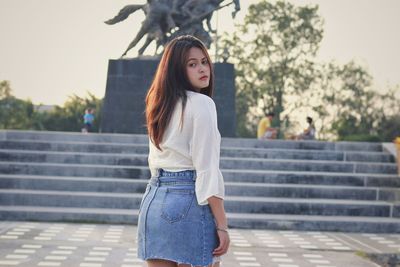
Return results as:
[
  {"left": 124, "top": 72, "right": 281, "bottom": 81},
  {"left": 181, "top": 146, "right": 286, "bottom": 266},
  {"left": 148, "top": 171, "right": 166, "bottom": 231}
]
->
[{"left": 0, "top": 221, "right": 394, "bottom": 266}]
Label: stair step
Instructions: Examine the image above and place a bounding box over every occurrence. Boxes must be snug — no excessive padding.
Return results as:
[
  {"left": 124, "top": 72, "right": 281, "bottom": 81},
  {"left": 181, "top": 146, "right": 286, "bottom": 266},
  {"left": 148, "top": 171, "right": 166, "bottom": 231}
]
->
[
  {"left": 1, "top": 130, "right": 148, "bottom": 144},
  {"left": 226, "top": 182, "right": 381, "bottom": 200},
  {"left": 0, "top": 130, "right": 396, "bottom": 233},
  {"left": 1, "top": 148, "right": 394, "bottom": 167},
  {"left": 0, "top": 155, "right": 396, "bottom": 174},
  {"left": 1, "top": 163, "right": 398, "bottom": 187},
  {"left": 0, "top": 148, "right": 396, "bottom": 174},
  {"left": 224, "top": 196, "right": 394, "bottom": 217},
  {"left": 223, "top": 147, "right": 393, "bottom": 163},
  {"left": 0, "top": 162, "right": 150, "bottom": 179},
  {"left": 0, "top": 174, "right": 148, "bottom": 193},
  {"left": 0, "top": 141, "right": 393, "bottom": 162},
  {"left": 0, "top": 189, "right": 142, "bottom": 209},
  {"left": 221, "top": 157, "right": 397, "bottom": 174},
  {"left": 0, "top": 149, "right": 150, "bottom": 166},
  {"left": 0, "top": 205, "right": 136, "bottom": 224},
  {"left": 222, "top": 169, "right": 400, "bottom": 187},
  {"left": 2, "top": 174, "right": 395, "bottom": 200},
  {"left": 0, "top": 140, "right": 149, "bottom": 154},
  {"left": 2, "top": 130, "right": 383, "bottom": 151},
  {"left": 222, "top": 138, "right": 383, "bottom": 152},
  {"left": 227, "top": 213, "right": 400, "bottom": 233},
  {"left": 0, "top": 205, "right": 399, "bottom": 233},
  {"left": 0, "top": 189, "right": 395, "bottom": 217}
]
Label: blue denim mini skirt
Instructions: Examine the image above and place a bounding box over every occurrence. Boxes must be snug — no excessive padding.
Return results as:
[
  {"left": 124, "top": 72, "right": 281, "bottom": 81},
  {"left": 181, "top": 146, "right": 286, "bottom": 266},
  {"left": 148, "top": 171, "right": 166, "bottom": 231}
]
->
[{"left": 137, "top": 169, "right": 219, "bottom": 266}]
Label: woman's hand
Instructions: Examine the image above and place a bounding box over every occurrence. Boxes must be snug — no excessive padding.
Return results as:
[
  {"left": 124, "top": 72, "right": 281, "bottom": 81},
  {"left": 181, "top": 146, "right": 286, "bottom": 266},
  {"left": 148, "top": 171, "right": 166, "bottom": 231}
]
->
[
  {"left": 207, "top": 197, "right": 229, "bottom": 256},
  {"left": 213, "top": 229, "right": 230, "bottom": 256}
]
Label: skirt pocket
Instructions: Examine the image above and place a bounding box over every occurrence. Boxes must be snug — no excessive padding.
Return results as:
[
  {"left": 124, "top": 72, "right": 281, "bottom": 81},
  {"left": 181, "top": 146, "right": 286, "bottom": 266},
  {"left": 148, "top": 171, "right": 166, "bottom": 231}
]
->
[{"left": 161, "top": 188, "right": 194, "bottom": 223}]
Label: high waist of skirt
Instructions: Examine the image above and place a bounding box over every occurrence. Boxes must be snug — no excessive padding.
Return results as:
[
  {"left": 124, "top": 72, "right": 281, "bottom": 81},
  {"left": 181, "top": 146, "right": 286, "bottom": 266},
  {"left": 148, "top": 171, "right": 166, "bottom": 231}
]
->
[{"left": 149, "top": 169, "right": 196, "bottom": 187}]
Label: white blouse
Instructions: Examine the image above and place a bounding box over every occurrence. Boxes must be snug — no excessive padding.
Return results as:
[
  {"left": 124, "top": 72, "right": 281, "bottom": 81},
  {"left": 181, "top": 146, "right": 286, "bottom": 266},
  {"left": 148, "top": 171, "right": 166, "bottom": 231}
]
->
[{"left": 148, "top": 90, "right": 225, "bottom": 205}]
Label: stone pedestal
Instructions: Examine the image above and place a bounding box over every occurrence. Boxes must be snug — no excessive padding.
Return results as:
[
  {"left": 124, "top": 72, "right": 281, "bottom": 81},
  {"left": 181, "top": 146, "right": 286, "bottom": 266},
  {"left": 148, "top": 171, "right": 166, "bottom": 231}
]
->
[{"left": 100, "top": 58, "right": 236, "bottom": 137}]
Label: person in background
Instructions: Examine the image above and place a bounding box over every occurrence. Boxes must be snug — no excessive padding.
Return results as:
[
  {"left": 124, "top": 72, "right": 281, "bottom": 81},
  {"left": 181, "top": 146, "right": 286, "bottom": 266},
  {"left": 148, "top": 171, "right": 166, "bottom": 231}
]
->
[
  {"left": 257, "top": 112, "right": 278, "bottom": 140},
  {"left": 297, "top": 116, "right": 316, "bottom": 140},
  {"left": 82, "top": 108, "right": 95, "bottom": 133}
]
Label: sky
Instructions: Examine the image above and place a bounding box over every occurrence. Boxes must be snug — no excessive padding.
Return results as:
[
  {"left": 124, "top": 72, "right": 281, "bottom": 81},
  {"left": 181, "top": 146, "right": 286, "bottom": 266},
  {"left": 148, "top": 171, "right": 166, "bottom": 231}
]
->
[{"left": 0, "top": 0, "right": 399, "bottom": 106}]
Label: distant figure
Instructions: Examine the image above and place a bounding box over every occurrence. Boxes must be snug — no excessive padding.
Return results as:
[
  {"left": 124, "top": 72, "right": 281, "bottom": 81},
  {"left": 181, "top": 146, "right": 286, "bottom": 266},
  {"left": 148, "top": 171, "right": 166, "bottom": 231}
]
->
[
  {"left": 297, "top": 116, "right": 315, "bottom": 140},
  {"left": 394, "top": 137, "right": 400, "bottom": 176},
  {"left": 82, "top": 108, "right": 95, "bottom": 133},
  {"left": 257, "top": 112, "right": 278, "bottom": 140}
]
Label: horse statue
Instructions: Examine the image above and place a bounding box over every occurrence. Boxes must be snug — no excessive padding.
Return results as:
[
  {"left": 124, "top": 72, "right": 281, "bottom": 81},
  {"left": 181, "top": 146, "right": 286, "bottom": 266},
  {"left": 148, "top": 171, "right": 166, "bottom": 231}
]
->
[{"left": 105, "top": 0, "right": 240, "bottom": 57}]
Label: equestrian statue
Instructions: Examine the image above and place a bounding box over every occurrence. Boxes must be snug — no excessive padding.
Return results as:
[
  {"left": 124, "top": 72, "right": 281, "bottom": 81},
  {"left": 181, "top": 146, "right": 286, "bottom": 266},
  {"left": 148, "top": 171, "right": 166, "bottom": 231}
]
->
[{"left": 105, "top": 0, "right": 240, "bottom": 57}]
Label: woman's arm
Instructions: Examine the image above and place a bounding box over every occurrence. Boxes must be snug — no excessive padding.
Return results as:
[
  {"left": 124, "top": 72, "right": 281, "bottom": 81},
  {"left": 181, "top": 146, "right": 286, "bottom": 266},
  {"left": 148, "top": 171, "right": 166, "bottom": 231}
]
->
[{"left": 208, "top": 196, "right": 230, "bottom": 256}]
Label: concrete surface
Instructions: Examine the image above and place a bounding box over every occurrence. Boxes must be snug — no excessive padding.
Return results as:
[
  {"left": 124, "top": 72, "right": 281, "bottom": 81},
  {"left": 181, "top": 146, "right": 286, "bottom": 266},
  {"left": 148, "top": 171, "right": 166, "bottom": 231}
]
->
[{"left": 1, "top": 221, "right": 397, "bottom": 267}]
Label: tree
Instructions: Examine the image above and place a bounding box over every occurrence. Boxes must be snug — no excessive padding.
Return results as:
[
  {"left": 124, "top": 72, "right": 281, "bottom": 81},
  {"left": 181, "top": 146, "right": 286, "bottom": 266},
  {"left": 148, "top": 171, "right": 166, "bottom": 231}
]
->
[
  {"left": 0, "top": 81, "right": 12, "bottom": 99},
  {"left": 220, "top": 0, "right": 324, "bottom": 137},
  {"left": 0, "top": 80, "right": 103, "bottom": 132},
  {"left": 38, "top": 92, "right": 103, "bottom": 132},
  {"left": 310, "top": 62, "right": 400, "bottom": 141},
  {"left": 0, "top": 81, "right": 36, "bottom": 130},
  {"left": 373, "top": 87, "right": 400, "bottom": 141}
]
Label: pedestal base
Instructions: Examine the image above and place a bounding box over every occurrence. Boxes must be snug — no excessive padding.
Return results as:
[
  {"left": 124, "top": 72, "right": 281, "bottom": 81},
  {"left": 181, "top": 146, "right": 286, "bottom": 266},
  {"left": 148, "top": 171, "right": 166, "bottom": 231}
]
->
[{"left": 100, "top": 59, "right": 236, "bottom": 137}]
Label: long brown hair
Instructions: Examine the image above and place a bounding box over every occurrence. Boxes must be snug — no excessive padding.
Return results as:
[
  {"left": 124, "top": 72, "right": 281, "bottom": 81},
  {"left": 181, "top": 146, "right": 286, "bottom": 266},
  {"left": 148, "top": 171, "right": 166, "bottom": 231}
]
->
[{"left": 146, "top": 35, "right": 214, "bottom": 150}]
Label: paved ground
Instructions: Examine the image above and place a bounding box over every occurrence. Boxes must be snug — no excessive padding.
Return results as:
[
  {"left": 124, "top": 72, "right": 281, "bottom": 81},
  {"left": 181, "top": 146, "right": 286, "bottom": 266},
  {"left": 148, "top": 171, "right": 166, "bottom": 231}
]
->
[{"left": 1, "top": 221, "right": 398, "bottom": 267}]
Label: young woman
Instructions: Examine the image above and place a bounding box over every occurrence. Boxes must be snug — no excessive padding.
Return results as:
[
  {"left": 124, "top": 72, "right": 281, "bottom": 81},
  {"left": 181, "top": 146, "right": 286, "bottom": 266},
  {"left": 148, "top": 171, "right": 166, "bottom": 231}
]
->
[{"left": 137, "top": 35, "right": 230, "bottom": 267}]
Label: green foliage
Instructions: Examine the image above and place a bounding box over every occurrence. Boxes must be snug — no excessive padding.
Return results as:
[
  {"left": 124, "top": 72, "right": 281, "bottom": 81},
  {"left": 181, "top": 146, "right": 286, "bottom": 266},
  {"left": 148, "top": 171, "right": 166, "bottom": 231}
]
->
[
  {"left": 312, "top": 62, "right": 400, "bottom": 141},
  {"left": 38, "top": 93, "right": 102, "bottom": 132},
  {"left": 219, "top": 0, "right": 400, "bottom": 141},
  {"left": 375, "top": 88, "right": 400, "bottom": 141},
  {"left": 315, "top": 62, "right": 374, "bottom": 138},
  {"left": 0, "top": 97, "right": 36, "bottom": 130},
  {"left": 219, "top": 0, "right": 324, "bottom": 137},
  {"left": 0, "top": 81, "right": 12, "bottom": 98},
  {"left": 0, "top": 80, "right": 102, "bottom": 132},
  {"left": 0, "top": 81, "right": 36, "bottom": 129}
]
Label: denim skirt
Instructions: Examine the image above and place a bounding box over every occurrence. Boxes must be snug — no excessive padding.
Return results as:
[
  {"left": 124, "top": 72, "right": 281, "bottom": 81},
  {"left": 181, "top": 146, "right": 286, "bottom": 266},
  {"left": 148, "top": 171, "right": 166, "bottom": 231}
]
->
[{"left": 137, "top": 169, "right": 219, "bottom": 266}]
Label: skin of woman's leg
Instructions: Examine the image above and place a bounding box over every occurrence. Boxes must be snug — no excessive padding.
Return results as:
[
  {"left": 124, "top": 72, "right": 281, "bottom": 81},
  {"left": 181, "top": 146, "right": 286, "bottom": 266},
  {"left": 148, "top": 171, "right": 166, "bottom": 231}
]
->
[{"left": 147, "top": 259, "right": 177, "bottom": 267}]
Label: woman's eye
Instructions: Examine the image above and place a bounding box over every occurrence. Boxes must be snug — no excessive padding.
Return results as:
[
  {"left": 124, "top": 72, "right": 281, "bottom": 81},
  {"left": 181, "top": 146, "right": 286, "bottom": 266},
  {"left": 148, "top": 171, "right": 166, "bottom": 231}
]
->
[
  {"left": 202, "top": 60, "right": 208, "bottom": 65},
  {"left": 189, "top": 63, "right": 196, "bottom": 67}
]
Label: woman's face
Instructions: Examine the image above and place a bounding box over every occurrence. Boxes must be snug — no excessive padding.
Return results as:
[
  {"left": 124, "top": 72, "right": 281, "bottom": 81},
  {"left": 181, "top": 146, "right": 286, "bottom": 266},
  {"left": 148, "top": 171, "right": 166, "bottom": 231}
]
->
[{"left": 186, "top": 47, "right": 210, "bottom": 91}]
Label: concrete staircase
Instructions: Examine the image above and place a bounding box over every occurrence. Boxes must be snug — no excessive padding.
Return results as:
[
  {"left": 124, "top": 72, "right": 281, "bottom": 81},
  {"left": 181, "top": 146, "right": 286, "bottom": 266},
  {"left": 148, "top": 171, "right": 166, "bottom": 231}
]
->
[{"left": 0, "top": 130, "right": 399, "bottom": 233}]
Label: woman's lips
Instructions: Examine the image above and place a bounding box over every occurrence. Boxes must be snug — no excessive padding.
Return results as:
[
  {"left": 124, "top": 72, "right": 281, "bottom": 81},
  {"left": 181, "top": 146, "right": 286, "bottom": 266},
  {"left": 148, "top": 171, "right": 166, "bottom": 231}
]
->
[{"left": 200, "top": 75, "right": 208, "bottom": 80}]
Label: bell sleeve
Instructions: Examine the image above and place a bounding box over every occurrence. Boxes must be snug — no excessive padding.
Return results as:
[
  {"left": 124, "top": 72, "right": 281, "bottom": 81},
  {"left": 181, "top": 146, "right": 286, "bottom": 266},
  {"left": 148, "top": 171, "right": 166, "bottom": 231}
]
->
[{"left": 191, "top": 98, "right": 225, "bottom": 205}]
